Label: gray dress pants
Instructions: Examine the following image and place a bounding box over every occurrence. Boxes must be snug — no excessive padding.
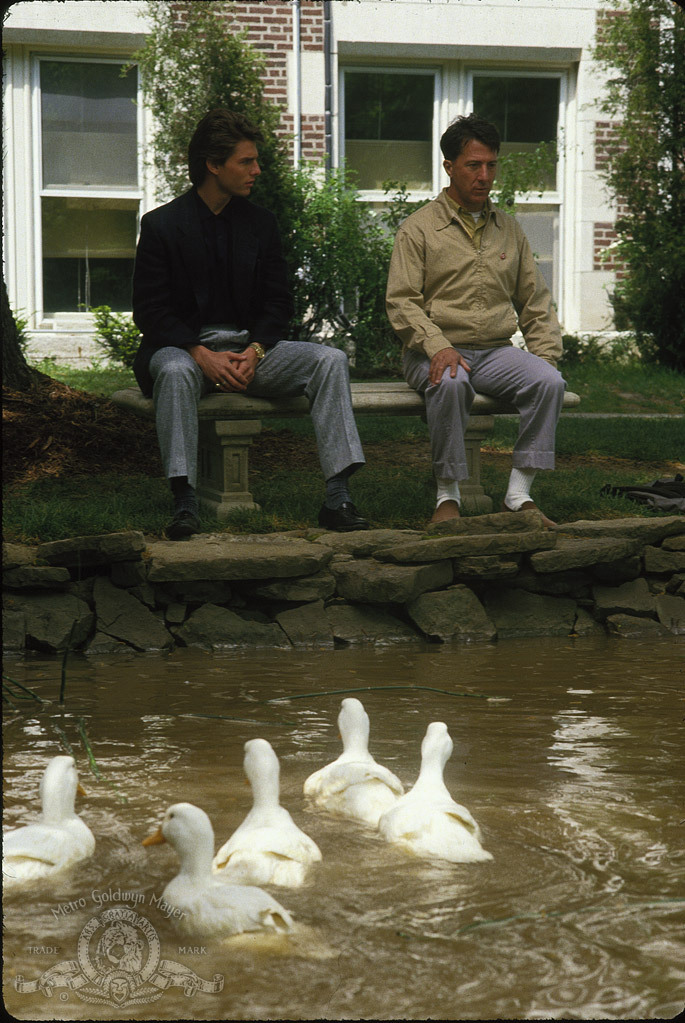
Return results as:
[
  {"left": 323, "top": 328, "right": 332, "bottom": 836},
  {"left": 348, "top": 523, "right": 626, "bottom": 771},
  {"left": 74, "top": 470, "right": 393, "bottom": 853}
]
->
[
  {"left": 149, "top": 327, "right": 365, "bottom": 488},
  {"left": 403, "top": 345, "right": 566, "bottom": 481}
]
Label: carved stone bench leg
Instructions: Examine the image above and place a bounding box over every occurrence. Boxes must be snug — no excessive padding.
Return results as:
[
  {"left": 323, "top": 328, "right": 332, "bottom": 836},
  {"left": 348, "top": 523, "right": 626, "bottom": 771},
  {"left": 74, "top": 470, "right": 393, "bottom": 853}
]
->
[
  {"left": 461, "top": 415, "right": 495, "bottom": 515},
  {"left": 197, "top": 419, "right": 263, "bottom": 518}
]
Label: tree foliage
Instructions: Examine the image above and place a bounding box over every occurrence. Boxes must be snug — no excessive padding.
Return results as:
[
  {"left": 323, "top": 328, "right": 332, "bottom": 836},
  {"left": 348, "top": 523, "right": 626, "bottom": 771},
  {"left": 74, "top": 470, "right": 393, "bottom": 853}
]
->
[
  {"left": 592, "top": 0, "right": 685, "bottom": 371},
  {"left": 491, "top": 141, "right": 558, "bottom": 213},
  {"left": 131, "top": 1, "right": 292, "bottom": 218}
]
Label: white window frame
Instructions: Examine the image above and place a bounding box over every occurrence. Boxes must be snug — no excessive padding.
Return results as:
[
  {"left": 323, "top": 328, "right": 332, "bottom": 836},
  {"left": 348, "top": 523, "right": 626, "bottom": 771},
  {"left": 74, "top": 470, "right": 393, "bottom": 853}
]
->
[
  {"left": 339, "top": 65, "right": 442, "bottom": 202},
  {"left": 467, "top": 68, "right": 566, "bottom": 209},
  {"left": 467, "top": 68, "right": 567, "bottom": 314},
  {"left": 30, "top": 53, "right": 144, "bottom": 323}
]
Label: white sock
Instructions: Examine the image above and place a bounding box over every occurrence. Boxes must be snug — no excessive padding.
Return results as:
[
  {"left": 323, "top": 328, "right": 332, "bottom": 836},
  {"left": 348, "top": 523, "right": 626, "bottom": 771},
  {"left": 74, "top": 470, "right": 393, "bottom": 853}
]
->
[
  {"left": 505, "top": 467, "right": 536, "bottom": 511},
  {"left": 436, "top": 478, "right": 461, "bottom": 509}
]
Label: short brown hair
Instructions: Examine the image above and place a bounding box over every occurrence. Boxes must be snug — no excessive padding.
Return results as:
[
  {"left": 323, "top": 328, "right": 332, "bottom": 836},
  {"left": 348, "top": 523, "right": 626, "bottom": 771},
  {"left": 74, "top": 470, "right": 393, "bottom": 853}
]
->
[
  {"left": 188, "top": 109, "right": 263, "bottom": 186},
  {"left": 440, "top": 114, "right": 500, "bottom": 161}
]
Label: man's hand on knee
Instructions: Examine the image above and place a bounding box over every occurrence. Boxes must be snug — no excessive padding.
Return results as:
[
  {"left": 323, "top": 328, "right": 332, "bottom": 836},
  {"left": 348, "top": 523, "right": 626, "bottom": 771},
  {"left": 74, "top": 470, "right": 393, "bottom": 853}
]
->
[{"left": 429, "top": 347, "right": 471, "bottom": 386}]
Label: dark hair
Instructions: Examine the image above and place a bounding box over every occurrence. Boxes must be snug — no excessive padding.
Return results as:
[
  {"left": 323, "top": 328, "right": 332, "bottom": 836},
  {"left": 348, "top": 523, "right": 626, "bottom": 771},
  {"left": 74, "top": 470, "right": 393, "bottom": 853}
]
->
[
  {"left": 440, "top": 114, "right": 500, "bottom": 161},
  {"left": 188, "top": 108, "right": 263, "bottom": 186}
]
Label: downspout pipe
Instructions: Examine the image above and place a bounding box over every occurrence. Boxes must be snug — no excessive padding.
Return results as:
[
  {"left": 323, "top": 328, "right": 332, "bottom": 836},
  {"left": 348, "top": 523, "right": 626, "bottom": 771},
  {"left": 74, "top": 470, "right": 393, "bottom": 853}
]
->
[
  {"left": 323, "top": 0, "right": 332, "bottom": 174},
  {"left": 292, "top": 0, "right": 302, "bottom": 167}
]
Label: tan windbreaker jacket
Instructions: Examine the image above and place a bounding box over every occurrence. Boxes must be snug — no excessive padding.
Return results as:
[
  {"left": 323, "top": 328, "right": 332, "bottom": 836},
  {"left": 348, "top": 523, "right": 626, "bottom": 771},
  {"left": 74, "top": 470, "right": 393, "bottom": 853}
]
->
[{"left": 385, "top": 189, "right": 563, "bottom": 367}]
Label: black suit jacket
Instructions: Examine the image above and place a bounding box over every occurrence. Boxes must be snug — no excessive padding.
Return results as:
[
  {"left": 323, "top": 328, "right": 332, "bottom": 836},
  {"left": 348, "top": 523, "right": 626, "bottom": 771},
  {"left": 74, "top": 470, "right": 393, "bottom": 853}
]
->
[{"left": 131, "top": 189, "right": 294, "bottom": 395}]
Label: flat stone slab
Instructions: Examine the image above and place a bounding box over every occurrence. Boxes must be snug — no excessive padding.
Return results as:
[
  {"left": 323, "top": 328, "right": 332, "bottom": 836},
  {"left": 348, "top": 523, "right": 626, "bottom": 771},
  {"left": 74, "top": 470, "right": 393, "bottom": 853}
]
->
[
  {"left": 2, "top": 543, "right": 37, "bottom": 570},
  {"left": 275, "top": 600, "right": 334, "bottom": 648},
  {"left": 173, "top": 603, "right": 291, "bottom": 650},
  {"left": 452, "top": 555, "right": 521, "bottom": 579},
  {"left": 529, "top": 536, "right": 643, "bottom": 573},
  {"left": 605, "top": 613, "right": 670, "bottom": 638},
  {"left": 425, "top": 508, "right": 545, "bottom": 535},
  {"left": 592, "top": 577, "right": 657, "bottom": 620},
  {"left": 3, "top": 592, "right": 94, "bottom": 652},
  {"left": 310, "top": 528, "right": 424, "bottom": 556},
  {"left": 93, "top": 577, "right": 173, "bottom": 652},
  {"left": 325, "top": 602, "right": 419, "bottom": 645},
  {"left": 37, "top": 531, "right": 146, "bottom": 568},
  {"left": 3, "top": 566, "right": 71, "bottom": 590},
  {"left": 406, "top": 584, "right": 496, "bottom": 643},
  {"left": 643, "top": 546, "right": 685, "bottom": 574},
  {"left": 147, "top": 536, "right": 332, "bottom": 582},
  {"left": 655, "top": 593, "right": 685, "bottom": 634},
  {"left": 85, "top": 631, "right": 137, "bottom": 657},
  {"left": 331, "top": 559, "right": 453, "bottom": 604},
  {"left": 481, "top": 588, "right": 579, "bottom": 639},
  {"left": 510, "top": 567, "right": 592, "bottom": 597},
  {"left": 375, "top": 530, "right": 556, "bottom": 564},
  {"left": 248, "top": 570, "right": 336, "bottom": 603},
  {"left": 556, "top": 516, "right": 684, "bottom": 543}
]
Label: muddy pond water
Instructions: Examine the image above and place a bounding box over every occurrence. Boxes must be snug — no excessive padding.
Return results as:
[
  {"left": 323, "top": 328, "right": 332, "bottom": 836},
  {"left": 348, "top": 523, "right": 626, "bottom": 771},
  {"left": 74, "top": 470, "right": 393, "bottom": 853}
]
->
[{"left": 3, "top": 635, "right": 684, "bottom": 1021}]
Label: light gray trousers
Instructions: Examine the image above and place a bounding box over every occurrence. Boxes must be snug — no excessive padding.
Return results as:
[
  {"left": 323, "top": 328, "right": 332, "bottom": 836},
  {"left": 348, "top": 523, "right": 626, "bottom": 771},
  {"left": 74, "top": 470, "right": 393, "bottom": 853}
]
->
[
  {"left": 403, "top": 345, "right": 566, "bottom": 481},
  {"left": 149, "top": 327, "right": 365, "bottom": 488}
]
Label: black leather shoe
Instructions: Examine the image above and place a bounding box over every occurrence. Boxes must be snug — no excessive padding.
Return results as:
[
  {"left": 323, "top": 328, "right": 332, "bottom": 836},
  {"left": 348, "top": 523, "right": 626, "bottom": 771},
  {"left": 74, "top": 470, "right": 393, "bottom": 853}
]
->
[
  {"left": 317, "top": 502, "right": 370, "bottom": 532},
  {"left": 165, "top": 509, "right": 201, "bottom": 540}
]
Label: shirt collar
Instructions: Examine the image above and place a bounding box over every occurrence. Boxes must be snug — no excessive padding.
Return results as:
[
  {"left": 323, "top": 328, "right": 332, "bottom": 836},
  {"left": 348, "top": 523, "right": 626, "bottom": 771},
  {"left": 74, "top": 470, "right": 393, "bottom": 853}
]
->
[
  {"left": 193, "top": 188, "right": 234, "bottom": 223},
  {"left": 435, "top": 188, "right": 502, "bottom": 229}
]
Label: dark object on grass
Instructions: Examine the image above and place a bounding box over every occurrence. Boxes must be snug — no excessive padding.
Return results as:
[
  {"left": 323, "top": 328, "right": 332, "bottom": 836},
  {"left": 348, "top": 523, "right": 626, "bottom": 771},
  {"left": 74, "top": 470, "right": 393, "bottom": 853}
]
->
[
  {"left": 601, "top": 475, "right": 685, "bottom": 513},
  {"left": 165, "top": 509, "right": 201, "bottom": 540},
  {"left": 317, "top": 502, "right": 370, "bottom": 532}
]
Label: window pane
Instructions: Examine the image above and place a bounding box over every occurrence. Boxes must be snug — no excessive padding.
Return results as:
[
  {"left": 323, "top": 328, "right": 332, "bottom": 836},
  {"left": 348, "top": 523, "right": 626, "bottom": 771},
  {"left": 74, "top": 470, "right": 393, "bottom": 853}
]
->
[
  {"left": 473, "top": 76, "right": 559, "bottom": 144},
  {"left": 40, "top": 61, "right": 138, "bottom": 188},
  {"left": 41, "top": 197, "right": 138, "bottom": 312},
  {"left": 474, "top": 76, "right": 559, "bottom": 190},
  {"left": 344, "top": 71, "right": 434, "bottom": 190},
  {"left": 516, "top": 207, "right": 559, "bottom": 301}
]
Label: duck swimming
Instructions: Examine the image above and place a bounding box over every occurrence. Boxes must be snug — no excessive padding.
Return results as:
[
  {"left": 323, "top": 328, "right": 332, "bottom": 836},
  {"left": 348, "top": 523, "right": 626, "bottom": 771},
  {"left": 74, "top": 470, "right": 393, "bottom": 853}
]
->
[
  {"left": 213, "top": 738, "right": 322, "bottom": 887},
  {"left": 304, "top": 698, "right": 404, "bottom": 827},
  {"left": 143, "top": 802, "right": 293, "bottom": 939},
  {"left": 2, "top": 755, "right": 95, "bottom": 888},
  {"left": 377, "top": 721, "right": 493, "bottom": 863}
]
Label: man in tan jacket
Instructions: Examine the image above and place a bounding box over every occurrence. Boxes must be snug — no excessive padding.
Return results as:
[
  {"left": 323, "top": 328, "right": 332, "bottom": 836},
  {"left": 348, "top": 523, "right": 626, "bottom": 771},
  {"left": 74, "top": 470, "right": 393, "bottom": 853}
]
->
[{"left": 386, "top": 113, "right": 565, "bottom": 527}]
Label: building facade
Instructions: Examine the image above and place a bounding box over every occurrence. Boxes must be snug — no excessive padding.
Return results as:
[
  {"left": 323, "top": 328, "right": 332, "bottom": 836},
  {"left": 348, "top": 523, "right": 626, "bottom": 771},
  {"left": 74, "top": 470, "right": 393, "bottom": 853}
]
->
[{"left": 3, "top": 0, "right": 622, "bottom": 362}]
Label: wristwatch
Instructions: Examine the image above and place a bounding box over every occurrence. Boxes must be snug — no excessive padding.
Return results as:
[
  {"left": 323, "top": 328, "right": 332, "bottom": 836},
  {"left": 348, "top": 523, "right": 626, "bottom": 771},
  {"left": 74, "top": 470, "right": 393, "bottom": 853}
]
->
[{"left": 249, "top": 342, "right": 266, "bottom": 361}]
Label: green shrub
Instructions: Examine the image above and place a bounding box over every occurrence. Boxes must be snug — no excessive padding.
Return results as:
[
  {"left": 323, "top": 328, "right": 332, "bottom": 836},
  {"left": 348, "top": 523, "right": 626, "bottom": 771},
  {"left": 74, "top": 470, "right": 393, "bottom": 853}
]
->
[
  {"left": 592, "top": 0, "right": 685, "bottom": 371},
  {"left": 559, "top": 333, "right": 640, "bottom": 368},
  {"left": 91, "top": 306, "right": 141, "bottom": 368}
]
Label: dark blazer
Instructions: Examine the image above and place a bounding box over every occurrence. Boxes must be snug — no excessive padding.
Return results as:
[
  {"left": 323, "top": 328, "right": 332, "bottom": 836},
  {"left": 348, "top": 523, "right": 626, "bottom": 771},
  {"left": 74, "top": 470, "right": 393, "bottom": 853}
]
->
[{"left": 131, "top": 189, "right": 294, "bottom": 395}]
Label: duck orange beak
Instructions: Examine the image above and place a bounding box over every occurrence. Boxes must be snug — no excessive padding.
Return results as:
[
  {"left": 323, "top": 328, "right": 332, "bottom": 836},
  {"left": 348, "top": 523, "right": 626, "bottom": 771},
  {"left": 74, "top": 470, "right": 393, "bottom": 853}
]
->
[
  {"left": 142, "top": 827, "right": 166, "bottom": 847},
  {"left": 77, "top": 783, "right": 87, "bottom": 796}
]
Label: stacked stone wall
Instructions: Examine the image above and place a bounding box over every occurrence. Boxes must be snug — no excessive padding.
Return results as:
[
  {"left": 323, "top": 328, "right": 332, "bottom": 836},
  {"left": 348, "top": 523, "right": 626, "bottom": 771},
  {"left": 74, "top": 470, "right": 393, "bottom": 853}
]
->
[{"left": 4, "top": 513, "right": 683, "bottom": 656}]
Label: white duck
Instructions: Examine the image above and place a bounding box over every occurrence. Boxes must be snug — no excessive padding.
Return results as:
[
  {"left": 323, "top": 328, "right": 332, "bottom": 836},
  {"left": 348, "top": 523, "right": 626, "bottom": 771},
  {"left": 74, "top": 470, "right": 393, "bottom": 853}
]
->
[
  {"left": 2, "top": 755, "right": 95, "bottom": 888},
  {"left": 377, "top": 721, "right": 493, "bottom": 863},
  {"left": 143, "top": 802, "right": 293, "bottom": 940},
  {"left": 212, "top": 738, "right": 321, "bottom": 887},
  {"left": 303, "top": 697, "right": 404, "bottom": 827}
]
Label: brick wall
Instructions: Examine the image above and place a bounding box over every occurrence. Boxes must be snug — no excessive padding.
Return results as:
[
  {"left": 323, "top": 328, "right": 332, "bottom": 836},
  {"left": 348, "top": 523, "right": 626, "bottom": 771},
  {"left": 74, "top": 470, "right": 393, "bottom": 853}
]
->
[
  {"left": 173, "top": 1, "right": 326, "bottom": 161},
  {"left": 594, "top": 120, "right": 624, "bottom": 171},
  {"left": 593, "top": 120, "right": 627, "bottom": 277}
]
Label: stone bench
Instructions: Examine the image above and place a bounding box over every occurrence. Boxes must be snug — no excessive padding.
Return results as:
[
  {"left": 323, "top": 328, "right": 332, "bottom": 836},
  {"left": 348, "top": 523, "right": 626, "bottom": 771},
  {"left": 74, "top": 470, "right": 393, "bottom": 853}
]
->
[{"left": 111, "top": 382, "right": 580, "bottom": 519}]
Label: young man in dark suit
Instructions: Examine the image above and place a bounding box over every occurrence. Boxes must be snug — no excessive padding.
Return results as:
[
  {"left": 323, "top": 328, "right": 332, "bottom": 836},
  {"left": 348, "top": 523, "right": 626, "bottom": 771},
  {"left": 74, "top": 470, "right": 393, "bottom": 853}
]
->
[{"left": 132, "top": 108, "right": 368, "bottom": 539}]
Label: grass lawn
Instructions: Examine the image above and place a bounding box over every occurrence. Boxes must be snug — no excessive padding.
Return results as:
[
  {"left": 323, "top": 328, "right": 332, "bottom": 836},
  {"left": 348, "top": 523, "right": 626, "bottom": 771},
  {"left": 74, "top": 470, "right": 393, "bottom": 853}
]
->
[{"left": 3, "top": 357, "right": 683, "bottom": 543}]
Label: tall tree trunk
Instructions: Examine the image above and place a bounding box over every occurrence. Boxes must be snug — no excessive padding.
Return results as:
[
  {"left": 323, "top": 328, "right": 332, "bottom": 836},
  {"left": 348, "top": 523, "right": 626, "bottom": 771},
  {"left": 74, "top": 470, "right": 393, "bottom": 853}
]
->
[{"left": 2, "top": 279, "right": 40, "bottom": 390}]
